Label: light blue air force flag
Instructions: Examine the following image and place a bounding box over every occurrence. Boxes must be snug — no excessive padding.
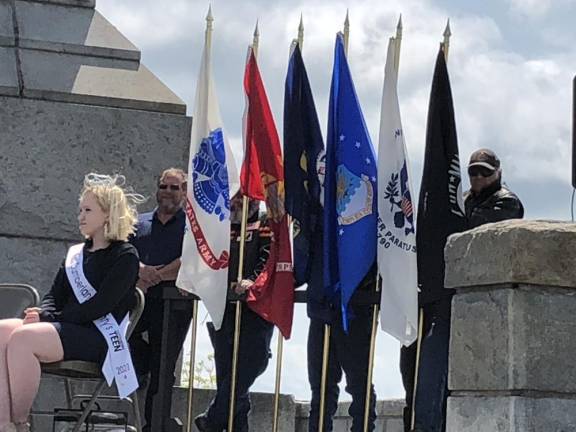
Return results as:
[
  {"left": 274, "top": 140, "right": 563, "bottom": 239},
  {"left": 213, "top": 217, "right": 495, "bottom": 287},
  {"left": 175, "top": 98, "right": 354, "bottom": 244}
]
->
[
  {"left": 377, "top": 38, "right": 418, "bottom": 346},
  {"left": 323, "top": 32, "right": 378, "bottom": 331}
]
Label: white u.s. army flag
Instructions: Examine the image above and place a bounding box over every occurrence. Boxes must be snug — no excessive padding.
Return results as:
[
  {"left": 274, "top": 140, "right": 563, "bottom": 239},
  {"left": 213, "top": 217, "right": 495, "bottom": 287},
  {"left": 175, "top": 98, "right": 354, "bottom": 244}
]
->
[
  {"left": 177, "top": 13, "right": 239, "bottom": 330},
  {"left": 377, "top": 38, "right": 418, "bottom": 346}
]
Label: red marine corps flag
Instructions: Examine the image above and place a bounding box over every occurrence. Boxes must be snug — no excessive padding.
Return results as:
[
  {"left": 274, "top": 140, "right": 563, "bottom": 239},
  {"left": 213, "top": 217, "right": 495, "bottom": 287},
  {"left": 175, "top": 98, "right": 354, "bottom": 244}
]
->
[{"left": 241, "top": 46, "right": 295, "bottom": 339}]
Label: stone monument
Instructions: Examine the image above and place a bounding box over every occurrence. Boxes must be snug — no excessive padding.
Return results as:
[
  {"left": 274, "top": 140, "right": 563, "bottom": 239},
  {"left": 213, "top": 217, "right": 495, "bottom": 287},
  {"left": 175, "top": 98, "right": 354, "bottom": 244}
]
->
[
  {"left": 0, "top": 0, "right": 191, "bottom": 295},
  {"left": 445, "top": 220, "right": 576, "bottom": 431}
]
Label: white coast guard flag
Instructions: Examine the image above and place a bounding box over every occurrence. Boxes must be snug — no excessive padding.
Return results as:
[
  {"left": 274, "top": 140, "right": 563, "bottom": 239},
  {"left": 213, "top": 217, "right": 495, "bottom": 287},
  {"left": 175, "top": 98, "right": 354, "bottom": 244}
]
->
[
  {"left": 377, "top": 38, "right": 418, "bottom": 346},
  {"left": 176, "top": 31, "right": 239, "bottom": 330}
]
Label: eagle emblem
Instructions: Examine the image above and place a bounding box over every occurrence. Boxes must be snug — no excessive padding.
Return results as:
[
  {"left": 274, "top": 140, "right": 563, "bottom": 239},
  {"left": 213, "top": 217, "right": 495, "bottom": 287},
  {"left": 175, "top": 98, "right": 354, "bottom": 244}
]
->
[
  {"left": 384, "top": 161, "right": 414, "bottom": 235},
  {"left": 336, "top": 165, "right": 374, "bottom": 225},
  {"left": 192, "top": 128, "right": 230, "bottom": 222},
  {"left": 260, "top": 172, "right": 286, "bottom": 223}
]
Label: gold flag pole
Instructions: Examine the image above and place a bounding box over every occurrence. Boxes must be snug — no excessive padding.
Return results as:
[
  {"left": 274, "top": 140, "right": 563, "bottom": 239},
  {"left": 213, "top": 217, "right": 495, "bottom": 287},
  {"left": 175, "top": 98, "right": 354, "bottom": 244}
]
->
[
  {"left": 318, "top": 324, "right": 331, "bottom": 432},
  {"left": 298, "top": 13, "right": 304, "bottom": 51},
  {"left": 441, "top": 19, "right": 451, "bottom": 61},
  {"left": 411, "top": 23, "right": 451, "bottom": 430},
  {"left": 186, "top": 8, "right": 212, "bottom": 431},
  {"left": 186, "top": 299, "right": 199, "bottom": 432},
  {"left": 394, "top": 15, "right": 402, "bottom": 78},
  {"left": 228, "top": 22, "right": 260, "bottom": 432},
  {"left": 320, "top": 13, "right": 352, "bottom": 431},
  {"left": 272, "top": 334, "right": 284, "bottom": 432},
  {"left": 343, "top": 10, "right": 350, "bottom": 56},
  {"left": 252, "top": 20, "right": 260, "bottom": 58},
  {"left": 410, "top": 308, "right": 424, "bottom": 430},
  {"left": 363, "top": 22, "right": 406, "bottom": 431},
  {"left": 227, "top": 194, "right": 248, "bottom": 432},
  {"left": 319, "top": 12, "right": 351, "bottom": 428},
  {"left": 362, "top": 277, "right": 380, "bottom": 432},
  {"left": 272, "top": 14, "right": 304, "bottom": 431}
]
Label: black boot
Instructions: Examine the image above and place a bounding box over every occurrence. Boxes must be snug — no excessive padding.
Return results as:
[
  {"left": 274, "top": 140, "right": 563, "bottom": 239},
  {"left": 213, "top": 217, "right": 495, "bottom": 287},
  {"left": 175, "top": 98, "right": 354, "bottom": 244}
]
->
[{"left": 194, "top": 414, "right": 221, "bottom": 432}]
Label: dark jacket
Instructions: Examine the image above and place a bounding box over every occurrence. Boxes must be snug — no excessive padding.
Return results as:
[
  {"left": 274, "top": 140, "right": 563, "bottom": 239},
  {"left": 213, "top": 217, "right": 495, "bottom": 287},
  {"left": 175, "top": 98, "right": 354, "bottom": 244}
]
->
[
  {"left": 227, "top": 213, "right": 271, "bottom": 287},
  {"left": 222, "top": 213, "right": 272, "bottom": 323},
  {"left": 464, "top": 181, "right": 524, "bottom": 229},
  {"left": 40, "top": 241, "right": 139, "bottom": 326}
]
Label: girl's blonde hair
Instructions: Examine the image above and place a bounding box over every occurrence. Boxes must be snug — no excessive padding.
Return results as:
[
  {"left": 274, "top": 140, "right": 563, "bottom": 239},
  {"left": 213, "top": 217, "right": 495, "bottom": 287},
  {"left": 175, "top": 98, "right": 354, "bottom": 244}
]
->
[{"left": 81, "top": 173, "right": 146, "bottom": 242}]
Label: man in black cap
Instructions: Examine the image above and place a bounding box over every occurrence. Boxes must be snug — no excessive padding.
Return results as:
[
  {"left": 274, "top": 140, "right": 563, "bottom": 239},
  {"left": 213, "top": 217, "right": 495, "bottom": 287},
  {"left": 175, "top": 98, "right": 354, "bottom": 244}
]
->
[
  {"left": 403, "top": 149, "right": 524, "bottom": 432},
  {"left": 465, "top": 148, "right": 524, "bottom": 228}
]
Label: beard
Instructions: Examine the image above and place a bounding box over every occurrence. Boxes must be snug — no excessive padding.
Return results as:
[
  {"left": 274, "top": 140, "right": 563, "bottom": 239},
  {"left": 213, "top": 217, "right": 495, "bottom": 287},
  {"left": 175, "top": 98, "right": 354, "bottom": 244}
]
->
[{"left": 157, "top": 194, "right": 182, "bottom": 214}]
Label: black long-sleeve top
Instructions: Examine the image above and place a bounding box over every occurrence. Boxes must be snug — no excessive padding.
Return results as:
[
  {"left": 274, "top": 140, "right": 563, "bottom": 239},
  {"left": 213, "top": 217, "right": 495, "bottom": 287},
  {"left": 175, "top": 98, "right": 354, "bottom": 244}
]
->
[{"left": 40, "top": 241, "right": 139, "bottom": 326}]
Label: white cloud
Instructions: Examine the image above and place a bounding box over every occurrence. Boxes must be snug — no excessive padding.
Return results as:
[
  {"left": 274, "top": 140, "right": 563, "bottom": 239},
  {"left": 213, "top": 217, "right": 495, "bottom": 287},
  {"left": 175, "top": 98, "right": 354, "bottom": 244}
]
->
[
  {"left": 450, "top": 50, "right": 574, "bottom": 184},
  {"left": 506, "top": 0, "right": 576, "bottom": 17},
  {"left": 508, "top": 0, "right": 554, "bottom": 17},
  {"left": 98, "top": 0, "right": 201, "bottom": 47}
]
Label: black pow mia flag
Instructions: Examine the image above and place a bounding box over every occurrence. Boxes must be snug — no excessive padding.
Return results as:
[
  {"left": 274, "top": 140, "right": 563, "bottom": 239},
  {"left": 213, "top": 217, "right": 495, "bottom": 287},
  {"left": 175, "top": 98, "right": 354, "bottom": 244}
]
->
[{"left": 416, "top": 48, "right": 467, "bottom": 305}]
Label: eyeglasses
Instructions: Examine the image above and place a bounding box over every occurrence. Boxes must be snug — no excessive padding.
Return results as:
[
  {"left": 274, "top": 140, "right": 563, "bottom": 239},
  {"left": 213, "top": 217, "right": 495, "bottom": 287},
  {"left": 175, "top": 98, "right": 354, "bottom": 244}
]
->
[
  {"left": 158, "top": 184, "right": 181, "bottom": 191},
  {"left": 468, "top": 166, "right": 495, "bottom": 178}
]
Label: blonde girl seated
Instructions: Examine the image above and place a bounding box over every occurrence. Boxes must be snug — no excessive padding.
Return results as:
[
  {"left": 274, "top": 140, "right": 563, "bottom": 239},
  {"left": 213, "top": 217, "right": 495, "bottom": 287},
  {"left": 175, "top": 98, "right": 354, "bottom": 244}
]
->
[{"left": 0, "top": 174, "right": 143, "bottom": 432}]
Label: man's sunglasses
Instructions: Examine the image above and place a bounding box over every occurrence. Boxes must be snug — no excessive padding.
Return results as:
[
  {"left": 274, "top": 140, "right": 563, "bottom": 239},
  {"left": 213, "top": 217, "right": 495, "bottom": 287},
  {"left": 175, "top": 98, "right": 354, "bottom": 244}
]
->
[
  {"left": 467, "top": 166, "right": 495, "bottom": 178},
  {"left": 158, "top": 184, "right": 181, "bottom": 191}
]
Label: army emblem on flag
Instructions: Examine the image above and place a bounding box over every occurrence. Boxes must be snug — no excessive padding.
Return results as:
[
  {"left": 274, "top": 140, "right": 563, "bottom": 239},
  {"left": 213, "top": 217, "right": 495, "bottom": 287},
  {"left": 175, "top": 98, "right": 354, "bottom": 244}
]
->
[{"left": 192, "top": 128, "right": 231, "bottom": 222}]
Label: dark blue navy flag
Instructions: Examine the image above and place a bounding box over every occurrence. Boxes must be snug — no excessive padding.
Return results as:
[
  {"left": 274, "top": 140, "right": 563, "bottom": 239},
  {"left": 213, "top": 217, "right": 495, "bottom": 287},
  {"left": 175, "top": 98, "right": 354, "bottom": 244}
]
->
[
  {"left": 323, "top": 33, "right": 378, "bottom": 330},
  {"left": 416, "top": 49, "right": 467, "bottom": 305},
  {"left": 283, "top": 41, "right": 325, "bottom": 293}
]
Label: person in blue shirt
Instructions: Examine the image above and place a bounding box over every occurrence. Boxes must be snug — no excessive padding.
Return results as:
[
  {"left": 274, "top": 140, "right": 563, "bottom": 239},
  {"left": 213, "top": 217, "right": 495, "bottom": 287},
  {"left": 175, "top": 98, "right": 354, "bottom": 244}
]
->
[{"left": 130, "top": 168, "right": 192, "bottom": 432}]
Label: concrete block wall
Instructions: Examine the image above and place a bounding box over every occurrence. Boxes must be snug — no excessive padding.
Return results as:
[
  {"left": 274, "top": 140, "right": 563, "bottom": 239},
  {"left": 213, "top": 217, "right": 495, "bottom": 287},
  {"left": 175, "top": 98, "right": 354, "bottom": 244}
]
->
[
  {"left": 445, "top": 220, "right": 576, "bottom": 432},
  {"left": 295, "top": 400, "right": 404, "bottom": 432},
  {"left": 33, "top": 376, "right": 404, "bottom": 431}
]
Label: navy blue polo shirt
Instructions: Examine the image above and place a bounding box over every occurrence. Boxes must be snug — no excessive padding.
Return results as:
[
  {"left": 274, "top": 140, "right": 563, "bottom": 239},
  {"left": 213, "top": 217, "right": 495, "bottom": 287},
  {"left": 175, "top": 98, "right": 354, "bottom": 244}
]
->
[{"left": 131, "top": 208, "right": 186, "bottom": 266}]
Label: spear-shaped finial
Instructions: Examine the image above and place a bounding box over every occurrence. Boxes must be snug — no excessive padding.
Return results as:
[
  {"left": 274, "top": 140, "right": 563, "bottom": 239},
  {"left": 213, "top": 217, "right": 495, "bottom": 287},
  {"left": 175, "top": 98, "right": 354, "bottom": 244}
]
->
[
  {"left": 252, "top": 20, "right": 260, "bottom": 59},
  {"left": 396, "top": 14, "right": 403, "bottom": 40},
  {"left": 206, "top": 4, "right": 213, "bottom": 27},
  {"left": 205, "top": 5, "right": 214, "bottom": 49},
  {"left": 394, "top": 14, "right": 402, "bottom": 74},
  {"left": 442, "top": 19, "right": 451, "bottom": 62},
  {"left": 298, "top": 13, "right": 304, "bottom": 51},
  {"left": 343, "top": 9, "right": 350, "bottom": 56}
]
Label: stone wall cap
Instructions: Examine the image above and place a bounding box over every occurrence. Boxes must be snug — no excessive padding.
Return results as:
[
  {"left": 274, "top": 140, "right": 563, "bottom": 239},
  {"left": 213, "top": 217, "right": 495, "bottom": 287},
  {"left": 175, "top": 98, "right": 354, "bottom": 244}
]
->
[
  {"left": 16, "top": 3, "right": 140, "bottom": 62},
  {"left": 0, "top": 2, "right": 15, "bottom": 47},
  {"left": 0, "top": 47, "right": 19, "bottom": 96},
  {"left": 445, "top": 219, "right": 576, "bottom": 289},
  {"left": 19, "top": 49, "right": 186, "bottom": 114},
  {"left": 21, "top": 0, "right": 95, "bottom": 8}
]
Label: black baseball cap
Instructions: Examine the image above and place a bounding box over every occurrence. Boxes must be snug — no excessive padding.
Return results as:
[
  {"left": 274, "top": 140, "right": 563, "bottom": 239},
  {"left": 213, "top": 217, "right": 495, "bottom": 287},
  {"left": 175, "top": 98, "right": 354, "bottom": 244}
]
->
[{"left": 468, "top": 148, "right": 500, "bottom": 171}]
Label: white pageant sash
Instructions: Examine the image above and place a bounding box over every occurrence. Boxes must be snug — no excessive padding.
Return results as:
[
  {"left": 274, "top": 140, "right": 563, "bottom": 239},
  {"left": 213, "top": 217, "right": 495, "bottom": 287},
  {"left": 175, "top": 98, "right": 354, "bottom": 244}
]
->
[{"left": 65, "top": 243, "right": 138, "bottom": 399}]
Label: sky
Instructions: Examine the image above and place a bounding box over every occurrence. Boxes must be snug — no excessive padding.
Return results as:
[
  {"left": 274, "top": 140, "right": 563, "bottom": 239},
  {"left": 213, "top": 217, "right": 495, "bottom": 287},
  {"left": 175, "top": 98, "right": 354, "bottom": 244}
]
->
[{"left": 97, "top": 0, "right": 576, "bottom": 401}]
